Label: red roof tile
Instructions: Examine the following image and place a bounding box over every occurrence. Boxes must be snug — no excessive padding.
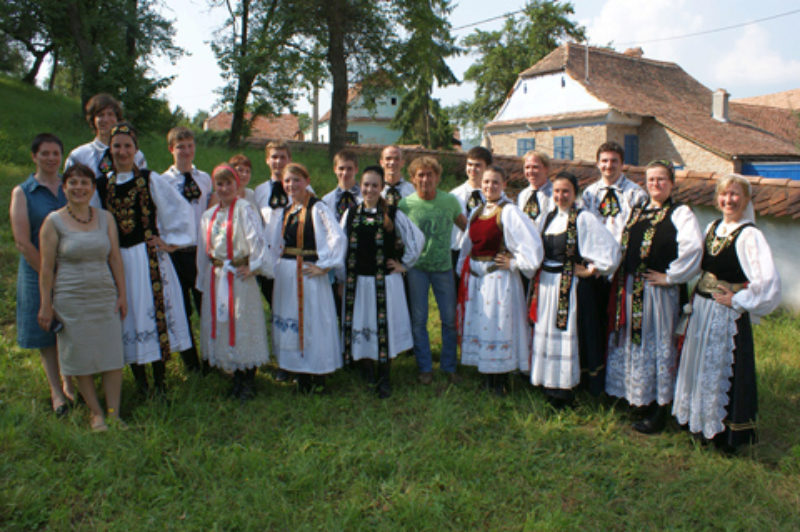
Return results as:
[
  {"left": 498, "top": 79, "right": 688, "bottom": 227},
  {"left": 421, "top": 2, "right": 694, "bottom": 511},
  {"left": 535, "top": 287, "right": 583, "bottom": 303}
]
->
[{"left": 204, "top": 112, "right": 301, "bottom": 140}]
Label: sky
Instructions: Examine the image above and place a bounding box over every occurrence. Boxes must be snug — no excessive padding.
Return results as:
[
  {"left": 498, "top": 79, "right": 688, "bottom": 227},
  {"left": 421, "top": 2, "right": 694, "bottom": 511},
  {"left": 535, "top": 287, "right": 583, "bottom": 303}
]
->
[{"left": 150, "top": 0, "right": 800, "bottom": 120}]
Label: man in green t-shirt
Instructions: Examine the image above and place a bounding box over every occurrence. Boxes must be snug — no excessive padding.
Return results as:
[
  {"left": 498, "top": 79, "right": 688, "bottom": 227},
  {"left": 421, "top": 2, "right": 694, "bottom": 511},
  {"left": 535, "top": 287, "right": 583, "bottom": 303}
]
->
[{"left": 399, "top": 156, "right": 467, "bottom": 385}]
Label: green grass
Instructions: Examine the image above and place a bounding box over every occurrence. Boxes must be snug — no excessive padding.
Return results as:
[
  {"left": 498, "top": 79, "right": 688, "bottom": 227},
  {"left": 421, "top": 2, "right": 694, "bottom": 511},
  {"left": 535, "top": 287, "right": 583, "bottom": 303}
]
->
[{"left": 2, "top": 76, "right": 800, "bottom": 530}]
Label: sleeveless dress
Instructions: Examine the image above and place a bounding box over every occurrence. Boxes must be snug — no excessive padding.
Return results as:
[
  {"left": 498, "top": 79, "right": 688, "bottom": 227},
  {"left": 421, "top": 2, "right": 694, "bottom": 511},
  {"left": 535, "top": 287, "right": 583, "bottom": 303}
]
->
[
  {"left": 16, "top": 174, "right": 66, "bottom": 349},
  {"left": 52, "top": 211, "right": 124, "bottom": 375}
]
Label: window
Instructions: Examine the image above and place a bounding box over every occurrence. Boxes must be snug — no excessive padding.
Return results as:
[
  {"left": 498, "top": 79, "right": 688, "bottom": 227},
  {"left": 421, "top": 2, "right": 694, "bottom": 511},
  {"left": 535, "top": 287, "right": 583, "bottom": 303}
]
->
[
  {"left": 346, "top": 131, "right": 359, "bottom": 144},
  {"left": 391, "top": 97, "right": 397, "bottom": 105},
  {"left": 624, "top": 135, "right": 639, "bottom": 165},
  {"left": 553, "top": 136, "right": 574, "bottom": 160},
  {"left": 516, "top": 138, "right": 535, "bottom": 157}
]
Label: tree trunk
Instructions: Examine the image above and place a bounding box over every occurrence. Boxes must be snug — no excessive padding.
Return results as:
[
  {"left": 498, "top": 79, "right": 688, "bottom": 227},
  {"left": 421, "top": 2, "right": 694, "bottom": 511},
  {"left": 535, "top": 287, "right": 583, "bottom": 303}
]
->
[
  {"left": 22, "top": 50, "right": 48, "bottom": 85},
  {"left": 228, "top": 0, "right": 251, "bottom": 148},
  {"left": 326, "top": 0, "right": 347, "bottom": 158},
  {"left": 48, "top": 48, "right": 59, "bottom": 91},
  {"left": 65, "top": 1, "right": 100, "bottom": 106}
]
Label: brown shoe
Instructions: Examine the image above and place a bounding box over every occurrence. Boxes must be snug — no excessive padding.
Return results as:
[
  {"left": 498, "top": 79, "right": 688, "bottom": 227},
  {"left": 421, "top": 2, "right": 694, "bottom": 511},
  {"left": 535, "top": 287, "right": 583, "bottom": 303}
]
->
[
  {"left": 418, "top": 372, "right": 433, "bottom": 385},
  {"left": 447, "top": 372, "right": 463, "bottom": 385}
]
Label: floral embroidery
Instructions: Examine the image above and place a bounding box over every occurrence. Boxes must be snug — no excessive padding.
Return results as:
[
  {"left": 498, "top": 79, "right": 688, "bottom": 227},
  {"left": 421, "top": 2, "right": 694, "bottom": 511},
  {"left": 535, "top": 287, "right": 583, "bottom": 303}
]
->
[
  {"left": 598, "top": 187, "right": 621, "bottom": 218},
  {"left": 555, "top": 208, "right": 580, "bottom": 330},
  {"left": 523, "top": 190, "right": 540, "bottom": 219},
  {"left": 343, "top": 203, "right": 390, "bottom": 364},
  {"left": 273, "top": 315, "right": 300, "bottom": 333},
  {"left": 705, "top": 219, "right": 744, "bottom": 256}
]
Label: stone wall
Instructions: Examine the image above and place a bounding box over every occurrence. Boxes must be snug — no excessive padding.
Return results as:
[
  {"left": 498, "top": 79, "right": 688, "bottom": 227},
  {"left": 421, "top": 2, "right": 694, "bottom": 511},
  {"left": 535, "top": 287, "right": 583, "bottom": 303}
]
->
[{"left": 487, "top": 124, "right": 608, "bottom": 160}]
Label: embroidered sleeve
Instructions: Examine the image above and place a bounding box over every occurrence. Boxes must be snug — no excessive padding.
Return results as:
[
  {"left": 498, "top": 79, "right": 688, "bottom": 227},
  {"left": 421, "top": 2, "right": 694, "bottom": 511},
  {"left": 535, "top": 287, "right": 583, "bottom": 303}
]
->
[
  {"left": 665, "top": 205, "right": 704, "bottom": 284},
  {"left": 312, "top": 201, "right": 347, "bottom": 270},
  {"left": 502, "top": 205, "right": 543, "bottom": 278},
  {"left": 732, "top": 226, "right": 781, "bottom": 317},
  {"left": 577, "top": 211, "right": 621, "bottom": 275},
  {"left": 396, "top": 209, "right": 425, "bottom": 269}
]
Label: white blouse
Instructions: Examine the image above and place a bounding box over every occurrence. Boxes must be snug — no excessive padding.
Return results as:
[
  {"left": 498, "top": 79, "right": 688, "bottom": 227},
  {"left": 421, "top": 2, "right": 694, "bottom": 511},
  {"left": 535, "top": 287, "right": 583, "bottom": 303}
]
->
[
  {"left": 543, "top": 208, "right": 621, "bottom": 276},
  {"left": 663, "top": 204, "right": 704, "bottom": 285},
  {"left": 705, "top": 219, "right": 781, "bottom": 318},
  {"left": 457, "top": 202, "right": 544, "bottom": 279}
]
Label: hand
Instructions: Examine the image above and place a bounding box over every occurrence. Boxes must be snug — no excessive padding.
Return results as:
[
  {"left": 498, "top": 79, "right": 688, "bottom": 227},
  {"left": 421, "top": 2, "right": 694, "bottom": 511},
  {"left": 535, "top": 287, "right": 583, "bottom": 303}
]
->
[
  {"left": 574, "top": 263, "right": 596, "bottom": 279},
  {"left": 302, "top": 263, "right": 327, "bottom": 277},
  {"left": 236, "top": 265, "right": 253, "bottom": 279},
  {"left": 116, "top": 296, "right": 128, "bottom": 320},
  {"left": 493, "top": 252, "right": 512, "bottom": 270},
  {"left": 712, "top": 284, "right": 734, "bottom": 308},
  {"left": 642, "top": 269, "right": 669, "bottom": 286},
  {"left": 37, "top": 304, "right": 54, "bottom": 331},
  {"left": 386, "top": 259, "right": 406, "bottom": 274},
  {"left": 146, "top": 236, "right": 175, "bottom": 253}
]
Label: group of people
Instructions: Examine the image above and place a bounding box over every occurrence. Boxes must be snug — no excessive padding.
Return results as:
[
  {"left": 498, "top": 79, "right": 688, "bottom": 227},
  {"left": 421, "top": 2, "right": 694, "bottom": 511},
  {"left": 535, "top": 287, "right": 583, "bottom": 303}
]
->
[{"left": 11, "top": 94, "right": 781, "bottom": 453}]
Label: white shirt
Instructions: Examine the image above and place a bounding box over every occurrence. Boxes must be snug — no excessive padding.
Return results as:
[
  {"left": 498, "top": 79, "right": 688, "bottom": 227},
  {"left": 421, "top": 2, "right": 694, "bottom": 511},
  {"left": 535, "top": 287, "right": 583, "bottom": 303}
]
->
[
  {"left": 517, "top": 180, "right": 555, "bottom": 233},
  {"left": 161, "top": 165, "right": 213, "bottom": 245},
  {"left": 581, "top": 175, "right": 648, "bottom": 244}
]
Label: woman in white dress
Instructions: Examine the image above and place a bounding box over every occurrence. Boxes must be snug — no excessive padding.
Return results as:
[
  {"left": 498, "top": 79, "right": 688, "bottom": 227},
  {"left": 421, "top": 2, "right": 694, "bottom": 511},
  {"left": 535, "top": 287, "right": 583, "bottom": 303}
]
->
[
  {"left": 605, "top": 160, "right": 703, "bottom": 433},
  {"left": 196, "top": 164, "right": 274, "bottom": 401},
  {"left": 530, "top": 172, "right": 620, "bottom": 408},
  {"left": 98, "top": 123, "right": 194, "bottom": 396},
  {"left": 338, "top": 166, "right": 424, "bottom": 398},
  {"left": 457, "top": 165, "right": 543, "bottom": 396},
  {"left": 672, "top": 174, "right": 780, "bottom": 452},
  {"left": 266, "top": 163, "right": 346, "bottom": 393}
]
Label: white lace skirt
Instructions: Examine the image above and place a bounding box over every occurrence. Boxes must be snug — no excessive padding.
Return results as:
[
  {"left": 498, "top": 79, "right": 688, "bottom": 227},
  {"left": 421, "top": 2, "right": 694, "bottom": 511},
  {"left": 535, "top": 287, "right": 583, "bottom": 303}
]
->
[
  {"left": 672, "top": 294, "right": 739, "bottom": 438},
  {"left": 460, "top": 262, "right": 530, "bottom": 373},
  {"left": 272, "top": 258, "right": 342, "bottom": 374},
  {"left": 200, "top": 271, "right": 269, "bottom": 372},
  {"left": 530, "top": 270, "right": 580, "bottom": 389},
  {"left": 605, "top": 276, "right": 680, "bottom": 406},
  {"left": 120, "top": 243, "right": 192, "bottom": 365},
  {"left": 344, "top": 273, "right": 412, "bottom": 361}
]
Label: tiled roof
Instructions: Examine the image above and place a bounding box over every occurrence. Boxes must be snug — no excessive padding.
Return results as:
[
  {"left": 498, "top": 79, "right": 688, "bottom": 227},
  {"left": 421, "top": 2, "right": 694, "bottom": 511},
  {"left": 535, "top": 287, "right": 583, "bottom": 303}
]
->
[
  {"left": 509, "top": 43, "right": 800, "bottom": 159},
  {"left": 319, "top": 86, "right": 363, "bottom": 123},
  {"left": 733, "top": 89, "right": 800, "bottom": 110},
  {"left": 204, "top": 112, "right": 301, "bottom": 140},
  {"left": 494, "top": 155, "right": 800, "bottom": 219}
]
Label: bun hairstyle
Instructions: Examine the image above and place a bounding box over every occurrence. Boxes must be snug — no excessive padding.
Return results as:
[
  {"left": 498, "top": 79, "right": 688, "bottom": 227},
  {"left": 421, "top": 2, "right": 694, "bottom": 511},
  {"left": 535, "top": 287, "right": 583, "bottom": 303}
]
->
[
  {"left": 109, "top": 122, "right": 138, "bottom": 148},
  {"left": 360, "top": 165, "right": 394, "bottom": 231},
  {"left": 485, "top": 164, "right": 508, "bottom": 182},
  {"left": 646, "top": 159, "right": 675, "bottom": 182},
  {"left": 553, "top": 170, "right": 579, "bottom": 195}
]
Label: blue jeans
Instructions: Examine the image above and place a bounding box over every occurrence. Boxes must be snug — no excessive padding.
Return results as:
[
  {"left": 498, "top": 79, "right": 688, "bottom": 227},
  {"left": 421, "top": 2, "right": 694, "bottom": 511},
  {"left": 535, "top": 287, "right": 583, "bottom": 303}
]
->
[{"left": 406, "top": 267, "right": 458, "bottom": 374}]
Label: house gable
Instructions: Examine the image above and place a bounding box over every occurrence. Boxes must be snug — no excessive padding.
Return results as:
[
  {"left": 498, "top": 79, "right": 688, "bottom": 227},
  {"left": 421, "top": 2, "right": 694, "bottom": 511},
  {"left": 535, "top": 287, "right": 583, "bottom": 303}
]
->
[{"left": 493, "top": 72, "right": 608, "bottom": 123}]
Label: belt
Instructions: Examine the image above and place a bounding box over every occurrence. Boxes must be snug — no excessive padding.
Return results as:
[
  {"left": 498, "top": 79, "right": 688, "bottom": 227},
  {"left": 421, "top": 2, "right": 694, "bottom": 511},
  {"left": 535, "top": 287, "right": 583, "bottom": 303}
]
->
[
  {"left": 696, "top": 271, "right": 746, "bottom": 299},
  {"left": 542, "top": 264, "right": 564, "bottom": 273},
  {"left": 282, "top": 247, "right": 318, "bottom": 262},
  {"left": 210, "top": 256, "right": 249, "bottom": 268}
]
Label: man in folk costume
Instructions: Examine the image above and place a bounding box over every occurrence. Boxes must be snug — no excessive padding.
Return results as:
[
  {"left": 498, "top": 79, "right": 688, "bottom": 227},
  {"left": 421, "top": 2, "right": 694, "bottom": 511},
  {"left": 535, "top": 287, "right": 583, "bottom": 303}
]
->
[
  {"left": 579, "top": 141, "right": 647, "bottom": 395},
  {"left": 380, "top": 145, "right": 414, "bottom": 206}
]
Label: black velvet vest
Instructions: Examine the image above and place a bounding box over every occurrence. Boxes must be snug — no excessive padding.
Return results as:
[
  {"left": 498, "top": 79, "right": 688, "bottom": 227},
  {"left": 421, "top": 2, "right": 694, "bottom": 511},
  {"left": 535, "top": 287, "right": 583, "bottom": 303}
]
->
[
  {"left": 283, "top": 196, "right": 319, "bottom": 259},
  {"left": 98, "top": 170, "right": 158, "bottom": 249},
  {"left": 623, "top": 203, "right": 679, "bottom": 274},
  {"left": 701, "top": 220, "right": 751, "bottom": 284},
  {"left": 345, "top": 206, "right": 401, "bottom": 276},
  {"left": 542, "top": 209, "right": 582, "bottom": 264}
]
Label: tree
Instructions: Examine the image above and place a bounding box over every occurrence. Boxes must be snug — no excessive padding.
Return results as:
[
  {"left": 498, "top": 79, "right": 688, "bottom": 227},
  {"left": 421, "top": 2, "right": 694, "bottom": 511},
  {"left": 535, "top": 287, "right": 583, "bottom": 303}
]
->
[
  {"left": 392, "top": 0, "right": 459, "bottom": 149},
  {"left": 451, "top": 0, "right": 585, "bottom": 132},
  {"left": 0, "top": 0, "right": 56, "bottom": 84}
]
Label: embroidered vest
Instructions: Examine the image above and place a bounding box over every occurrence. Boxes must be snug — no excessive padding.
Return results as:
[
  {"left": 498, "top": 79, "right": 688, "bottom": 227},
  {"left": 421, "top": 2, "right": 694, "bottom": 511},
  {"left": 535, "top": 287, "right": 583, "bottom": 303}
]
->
[
  {"left": 344, "top": 205, "right": 401, "bottom": 276},
  {"left": 283, "top": 196, "right": 319, "bottom": 260},
  {"left": 701, "top": 220, "right": 751, "bottom": 284},
  {"left": 623, "top": 202, "right": 679, "bottom": 274},
  {"left": 99, "top": 170, "right": 159, "bottom": 249}
]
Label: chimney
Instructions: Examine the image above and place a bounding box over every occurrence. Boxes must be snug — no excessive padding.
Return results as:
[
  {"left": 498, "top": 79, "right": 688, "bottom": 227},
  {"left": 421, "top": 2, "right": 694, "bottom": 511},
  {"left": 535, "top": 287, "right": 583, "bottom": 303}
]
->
[
  {"left": 623, "top": 47, "right": 644, "bottom": 58},
  {"left": 712, "top": 88, "right": 729, "bottom": 122}
]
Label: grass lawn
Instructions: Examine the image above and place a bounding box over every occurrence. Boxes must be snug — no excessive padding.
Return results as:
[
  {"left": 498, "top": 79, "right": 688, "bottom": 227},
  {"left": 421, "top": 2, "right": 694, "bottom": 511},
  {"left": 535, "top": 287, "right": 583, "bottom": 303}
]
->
[{"left": 2, "top": 77, "right": 800, "bottom": 530}]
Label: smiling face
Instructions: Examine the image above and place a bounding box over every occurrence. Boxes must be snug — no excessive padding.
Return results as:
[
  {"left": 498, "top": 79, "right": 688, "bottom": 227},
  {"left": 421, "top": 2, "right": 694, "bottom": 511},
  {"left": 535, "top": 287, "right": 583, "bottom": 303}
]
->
[
  {"left": 32, "top": 141, "right": 63, "bottom": 178},
  {"left": 552, "top": 178, "right": 576, "bottom": 211},
  {"left": 63, "top": 172, "right": 96, "bottom": 206},
  {"left": 481, "top": 169, "right": 505, "bottom": 202},
  {"left": 214, "top": 172, "right": 239, "bottom": 207},
  {"left": 597, "top": 150, "right": 623, "bottom": 184},
  {"left": 334, "top": 158, "right": 358, "bottom": 190},
  {"left": 267, "top": 148, "right": 290, "bottom": 180},
  {"left": 465, "top": 158, "right": 487, "bottom": 187},
  {"left": 645, "top": 166, "right": 673, "bottom": 206},
  {"left": 524, "top": 154, "right": 548, "bottom": 188},
  {"left": 360, "top": 170, "right": 383, "bottom": 207},
  {"left": 93, "top": 107, "right": 119, "bottom": 139},
  {"left": 110, "top": 133, "right": 137, "bottom": 172},
  {"left": 412, "top": 165, "right": 440, "bottom": 201},
  {"left": 233, "top": 164, "right": 251, "bottom": 188},
  {"left": 283, "top": 170, "right": 309, "bottom": 202},
  {"left": 380, "top": 146, "right": 403, "bottom": 185},
  {"left": 170, "top": 139, "right": 195, "bottom": 169},
  {"left": 717, "top": 181, "right": 747, "bottom": 222}
]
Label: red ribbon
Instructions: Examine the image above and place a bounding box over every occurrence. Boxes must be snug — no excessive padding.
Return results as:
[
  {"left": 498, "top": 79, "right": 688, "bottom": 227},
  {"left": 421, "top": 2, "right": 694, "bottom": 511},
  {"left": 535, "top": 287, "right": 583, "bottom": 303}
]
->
[
  {"left": 456, "top": 257, "right": 471, "bottom": 344},
  {"left": 206, "top": 198, "right": 238, "bottom": 346}
]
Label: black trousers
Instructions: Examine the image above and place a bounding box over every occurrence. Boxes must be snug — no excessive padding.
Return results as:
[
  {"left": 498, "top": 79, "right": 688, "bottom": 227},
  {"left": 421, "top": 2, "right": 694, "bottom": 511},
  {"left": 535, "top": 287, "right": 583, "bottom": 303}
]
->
[{"left": 169, "top": 247, "right": 201, "bottom": 370}]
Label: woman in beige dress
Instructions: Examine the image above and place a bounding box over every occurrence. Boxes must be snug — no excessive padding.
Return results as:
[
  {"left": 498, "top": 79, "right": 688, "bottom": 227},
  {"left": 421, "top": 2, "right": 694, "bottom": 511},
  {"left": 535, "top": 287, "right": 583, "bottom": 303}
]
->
[{"left": 38, "top": 163, "right": 127, "bottom": 431}]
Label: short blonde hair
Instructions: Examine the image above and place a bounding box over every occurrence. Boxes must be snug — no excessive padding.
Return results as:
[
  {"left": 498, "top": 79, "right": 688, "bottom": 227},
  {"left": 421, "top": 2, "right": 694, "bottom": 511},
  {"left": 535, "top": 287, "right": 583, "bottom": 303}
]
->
[
  {"left": 523, "top": 150, "right": 550, "bottom": 169},
  {"left": 408, "top": 156, "right": 441, "bottom": 178},
  {"left": 715, "top": 173, "right": 751, "bottom": 203}
]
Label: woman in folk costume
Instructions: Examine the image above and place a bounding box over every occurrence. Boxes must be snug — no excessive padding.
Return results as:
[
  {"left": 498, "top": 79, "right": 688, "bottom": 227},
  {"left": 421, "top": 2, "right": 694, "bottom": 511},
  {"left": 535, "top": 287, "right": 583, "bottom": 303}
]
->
[
  {"left": 266, "top": 162, "right": 346, "bottom": 394},
  {"left": 457, "top": 165, "right": 543, "bottom": 396},
  {"left": 338, "top": 166, "right": 424, "bottom": 398},
  {"left": 97, "top": 123, "right": 194, "bottom": 396},
  {"left": 672, "top": 174, "right": 780, "bottom": 452},
  {"left": 196, "top": 165, "right": 274, "bottom": 401},
  {"left": 605, "top": 160, "right": 703, "bottom": 433},
  {"left": 530, "top": 172, "right": 620, "bottom": 408}
]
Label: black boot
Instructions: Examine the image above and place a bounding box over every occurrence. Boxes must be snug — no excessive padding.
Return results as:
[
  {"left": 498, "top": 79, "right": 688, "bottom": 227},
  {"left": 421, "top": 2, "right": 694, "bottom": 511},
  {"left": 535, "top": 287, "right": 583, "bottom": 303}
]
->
[
  {"left": 376, "top": 360, "right": 391, "bottom": 399},
  {"left": 483, "top": 374, "right": 494, "bottom": 392},
  {"left": 360, "top": 359, "right": 377, "bottom": 385},
  {"left": 493, "top": 373, "right": 508, "bottom": 397},
  {"left": 312, "top": 375, "right": 328, "bottom": 395},
  {"left": 152, "top": 360, "right": 166, "bottom": 397},
  {"left": 131, "top": 364, "right": 149, "bottom": 397},
  {"left": 297, "top": 373, "right": 313, "bottom": 394},
  {"left": 239, "top": 368, "right": 256, "bottom": 402},
  {"left": 230, "top": 370, "right": 244, "bottom": 398},
  {"left": 179, "top": 346, "right": 201, "bottom": 373},
  {"left": 633, "top": 403, "right": 668, "bottom": 434}
]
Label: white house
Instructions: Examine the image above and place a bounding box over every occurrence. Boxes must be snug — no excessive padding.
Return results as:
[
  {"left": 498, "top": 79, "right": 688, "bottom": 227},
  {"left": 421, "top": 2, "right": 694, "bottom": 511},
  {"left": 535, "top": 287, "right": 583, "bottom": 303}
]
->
[{"left": 308, "top": 84, "right": 403, "bottom": 145}]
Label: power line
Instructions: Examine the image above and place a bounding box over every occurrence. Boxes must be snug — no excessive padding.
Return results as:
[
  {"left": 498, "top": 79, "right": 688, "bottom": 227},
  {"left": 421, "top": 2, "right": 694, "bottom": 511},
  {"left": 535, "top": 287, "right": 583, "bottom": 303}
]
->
[
  {"left": 616, "top": 8, "right": 800, "bottom": 45},
  {"left": 452, "top": 9, "right": 524, "bottom": 31}
]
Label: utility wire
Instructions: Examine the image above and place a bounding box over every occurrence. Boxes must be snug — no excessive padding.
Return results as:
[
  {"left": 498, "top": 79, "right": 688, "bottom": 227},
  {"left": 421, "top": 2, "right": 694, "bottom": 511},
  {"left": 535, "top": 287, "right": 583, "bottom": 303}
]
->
[
  {"left": 616, "top": 7, "right": 800, "bottom": 45},
  {"left": 452, "top": 9, "right": 524, "bottom": 31}
]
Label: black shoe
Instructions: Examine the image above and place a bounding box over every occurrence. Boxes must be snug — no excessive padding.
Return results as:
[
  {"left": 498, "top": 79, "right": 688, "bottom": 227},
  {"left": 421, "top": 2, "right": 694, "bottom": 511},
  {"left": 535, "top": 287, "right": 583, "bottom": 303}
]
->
[
  {"left": 229, "top": 371, "right": 243, "bottom": 398},
  {"left": 274, "top": 369, "right": 290, "bottom": 382},
  {"left": 632, "top": 404, "right": 667, "bottom": 434},
  {"left": 493, "top": 374, "right": 508, "bottom": 397},
  {"left": 238, "top": 382, "right": 255, "bottom": 402},
  {"left": 297, "top": 374, "right": 313, "bottom": 394}
]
